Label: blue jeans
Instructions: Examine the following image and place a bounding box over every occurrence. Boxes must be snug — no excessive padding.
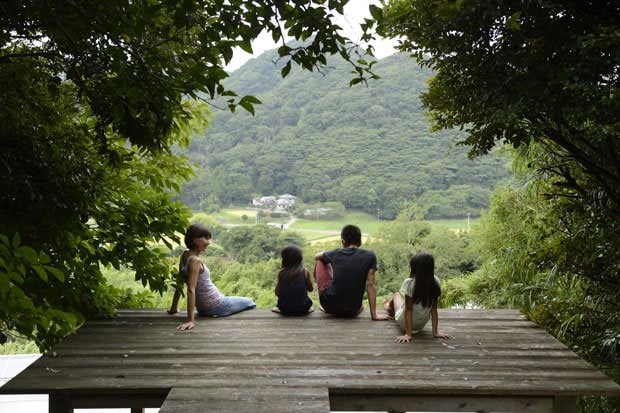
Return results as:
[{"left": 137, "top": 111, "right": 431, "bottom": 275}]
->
[{"left": 198, "top": 296, "right": 256, "bottom": 317}]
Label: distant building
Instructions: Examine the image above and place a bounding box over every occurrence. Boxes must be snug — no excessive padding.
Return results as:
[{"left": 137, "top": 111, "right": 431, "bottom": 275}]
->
[
  {"left": 275, "top": 194, "right": 296, "bottom": 211},
  {"left": 302, "top": 207, "right": 331, "bottom": 218},
  {"left": 252, "top": 194, "right": 296, "bottom": 212},
  {"left": 252, "top": 196, "right": 277, "bottom": 208}
]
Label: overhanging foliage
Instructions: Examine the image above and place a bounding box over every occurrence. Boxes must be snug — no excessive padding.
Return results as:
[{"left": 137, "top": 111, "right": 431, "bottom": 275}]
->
[{"left": 0, "top": 0, "right": 376, "bottom": 350}]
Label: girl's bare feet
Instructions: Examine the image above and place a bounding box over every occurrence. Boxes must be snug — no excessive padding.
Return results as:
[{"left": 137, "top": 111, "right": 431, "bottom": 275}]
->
[
  {"left": 383, "top": 298, "right": 395, "bottom": 318},
  {"left": 271, "top": 307, "right": 282, "bottom": 314},
  {"left": 167, "top": 308, "right": 178, "bottom": 315}
]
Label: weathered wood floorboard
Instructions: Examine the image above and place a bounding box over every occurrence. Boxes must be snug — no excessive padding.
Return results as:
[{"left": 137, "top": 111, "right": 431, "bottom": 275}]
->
[{"left": 1, "top": 308, "right": 619, "bottom": 413}]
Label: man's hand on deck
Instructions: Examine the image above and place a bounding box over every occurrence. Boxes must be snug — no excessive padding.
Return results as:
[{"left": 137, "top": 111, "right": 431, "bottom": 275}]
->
[
  {"left": 177, "top": 321, "right": 195, "bottom": 331},
  {"left": 433, "top": 332, "right": 453, "bottom": 339},
  {"left": 372, "top": 313, "right": 392, "bottom": 321},
  {"left": 395, "top": 334, "right": 411, "bottom": 343}
]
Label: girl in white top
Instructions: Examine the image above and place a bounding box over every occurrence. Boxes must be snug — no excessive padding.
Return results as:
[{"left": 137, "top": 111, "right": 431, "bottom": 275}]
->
[
  {"left": 172, "top": 224, "right": 255, "bottom": 331},
  {"left": 385, "top": 252, "right": 452, "bottom": 343}
]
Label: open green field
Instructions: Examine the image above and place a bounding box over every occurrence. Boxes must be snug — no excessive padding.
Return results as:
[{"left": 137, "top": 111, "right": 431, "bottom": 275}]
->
[
  {"left": 430, "top": 218, "right": 479, "bottom": 231},
  {"left": 290, "top": 210, "right": 381, "bottom": 234},
  {"left": 211, "top": 208, "right": 288, "bottom": 225},
  {"left": 211, "top": 208, "right": 256, "bottom": 224},
  {"left": 211, "top": 207, "right": 473, "bottom": 238}
]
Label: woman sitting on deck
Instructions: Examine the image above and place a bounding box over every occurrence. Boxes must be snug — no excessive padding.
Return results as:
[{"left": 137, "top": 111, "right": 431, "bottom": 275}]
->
[
  {"left": 384, "top": 252, "right": 452, "bottom": 343},
  {"left": 170, "top": 224, "right": 256, "bottom": 330}
]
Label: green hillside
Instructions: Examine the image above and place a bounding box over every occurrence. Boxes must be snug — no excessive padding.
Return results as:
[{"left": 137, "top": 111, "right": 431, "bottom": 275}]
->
[{"left": 180, "top": 50, "right": 512, "bottom": 219}]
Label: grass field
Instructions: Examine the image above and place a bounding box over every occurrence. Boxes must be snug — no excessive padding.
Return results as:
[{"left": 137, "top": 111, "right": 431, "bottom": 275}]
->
[
  {"left": 290, "top": 211, "right": 381, "bottom": 234},
  {"left": 212, "top": 208, "right": 289, "bottom": 225},
  {"left": 213, "top": 207, "right": 473, "bottom": 233},
  {"left": 430, "top": 218, "right": 479, "bottom": 231},
  {"left": 212, "top": 208, "right": 257, "bottom": 224}
]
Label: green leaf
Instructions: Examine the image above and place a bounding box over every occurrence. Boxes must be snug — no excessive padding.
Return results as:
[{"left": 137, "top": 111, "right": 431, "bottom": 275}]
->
[
  {"left": 32, "top": 265, "right": 48, "bottom": 281},
  {"left": 505, "top": 12, "right": 522, "bottom": 30},
  {"left": 240, "top": 95, "right": 261, "bottom": 105},
  {"left": 281, "top": 61, "right": 292, "bottom": 78},
  {"left": 239, "top": 100, "right": 256, "bottom": 115},
  {"left": 222, "top": 47, "right": 233, "bottom": 64},
  {"left": 38, "top": 251, "right": 51, "bottom": 265},
  {"left": 80, "top": 240, "right": 95, "bottom": 254},
  {"left": 44, "top": 266, "right": 65, "bottom": 282},
  {"left": 18, "top": 246, "right": 38, "bottom": 264},
  {"left": 0, "top": 275, "right": 10, "bottom": 298},
  {"left": 238, "top": 39, "right": 253, "bottom": 54},
  {"left": 349, "top": 77, "right": 363, "bottom": 86},
  {"left": 12, "top": 232, "right": 20, "bottom": 249},
  {"left": 369, "top": 4, "right": 383, "bottom": 20}
]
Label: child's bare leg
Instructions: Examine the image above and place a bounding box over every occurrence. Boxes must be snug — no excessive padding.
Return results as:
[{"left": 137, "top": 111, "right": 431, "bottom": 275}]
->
[
  {"left": 391, "top": 292, "right": 404, "bottom": 316},
  {"left": 383, "top": 297, "right": 395, "bottom": 318}
]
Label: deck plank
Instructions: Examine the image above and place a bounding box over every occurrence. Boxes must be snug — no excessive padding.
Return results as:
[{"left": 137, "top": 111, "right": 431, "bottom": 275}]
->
[{"left": 1, "top": 308, "right": 619, "bottom": 412}]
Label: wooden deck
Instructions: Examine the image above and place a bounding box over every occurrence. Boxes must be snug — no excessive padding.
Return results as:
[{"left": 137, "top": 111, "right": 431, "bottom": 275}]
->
[{"left": 1, "top": 309, "right": 619, "bottom": 413}]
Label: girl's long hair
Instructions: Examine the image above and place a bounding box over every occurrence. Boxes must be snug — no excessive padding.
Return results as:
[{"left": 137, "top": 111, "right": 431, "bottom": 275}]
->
[
  {"left": 410, "top": 252, "right": 441, "bottom": 307},
  {"left": 279, "top": 245, "right": 304, "bottom": 283}
]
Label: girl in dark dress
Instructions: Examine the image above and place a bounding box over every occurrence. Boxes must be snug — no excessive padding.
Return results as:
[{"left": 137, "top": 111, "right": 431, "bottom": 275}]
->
[{"left": 272, "top": 245, "right": 314, "bottom": 316}]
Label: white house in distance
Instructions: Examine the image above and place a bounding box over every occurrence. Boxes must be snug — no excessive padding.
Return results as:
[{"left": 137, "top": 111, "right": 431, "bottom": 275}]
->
[
  {"left": 252, "top": 194, "right": 296, "bottom": 212},
  {"left": 252, "top": 196, "right": 276, "bottom": 207}
]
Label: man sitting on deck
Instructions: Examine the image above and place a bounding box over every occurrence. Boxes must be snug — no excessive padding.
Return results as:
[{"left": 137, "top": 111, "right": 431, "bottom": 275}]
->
[{"left": 314, "top": 224, "right": 390, "bottom": 320}]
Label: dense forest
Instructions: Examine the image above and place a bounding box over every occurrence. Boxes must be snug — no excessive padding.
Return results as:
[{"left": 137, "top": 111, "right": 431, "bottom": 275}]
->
[{"left": 180, "top": 51, "right": 512, "bottom": 219}]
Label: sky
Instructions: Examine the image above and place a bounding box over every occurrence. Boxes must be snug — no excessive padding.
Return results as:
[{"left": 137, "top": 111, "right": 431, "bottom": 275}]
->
[{"left": 225, "top": 0, "right": 397, "bottom": 72}]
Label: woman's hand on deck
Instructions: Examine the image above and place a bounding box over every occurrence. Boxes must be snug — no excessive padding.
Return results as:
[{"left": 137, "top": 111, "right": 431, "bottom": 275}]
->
[
  {"left": 177, "top": 321, "right": 195, "bottom": 331},
  {"left": 395, "top": 334, "right": 411, "bottom": 343},
  {"left": 433, "top": 332, "right": 452, "bottom": 339}
]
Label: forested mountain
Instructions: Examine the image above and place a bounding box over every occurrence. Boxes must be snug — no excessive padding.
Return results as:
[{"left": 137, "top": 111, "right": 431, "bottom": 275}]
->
[{"left": 181, "top": 50, "right": 512, "bottom": 219}]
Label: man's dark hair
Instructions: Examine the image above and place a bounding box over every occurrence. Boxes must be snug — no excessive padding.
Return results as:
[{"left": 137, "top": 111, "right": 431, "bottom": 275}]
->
[{"left": 341, "top": 224, "right": 362, "bottom": 247}]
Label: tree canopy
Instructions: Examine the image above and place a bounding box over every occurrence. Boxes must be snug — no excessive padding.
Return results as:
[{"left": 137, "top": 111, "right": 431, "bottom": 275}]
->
[
  {"left": 371, "top": 1, "right": 620, "bottom": 407},
  {"left": 0, "top": 0, "right": 376, "bottom": 349},
  {"left": 373, "top": 0, "right": 619, "bottom": 206}
]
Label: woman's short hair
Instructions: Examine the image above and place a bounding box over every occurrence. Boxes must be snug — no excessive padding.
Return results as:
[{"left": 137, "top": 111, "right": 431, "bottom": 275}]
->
[{"left": 184, "top": 224, "right": 212, "bottom": 249}]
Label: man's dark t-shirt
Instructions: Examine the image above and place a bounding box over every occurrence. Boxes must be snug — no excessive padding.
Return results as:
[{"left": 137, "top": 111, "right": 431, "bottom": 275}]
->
[{"left": 319, "top": 247, "right": 377, "bottom": 315}]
